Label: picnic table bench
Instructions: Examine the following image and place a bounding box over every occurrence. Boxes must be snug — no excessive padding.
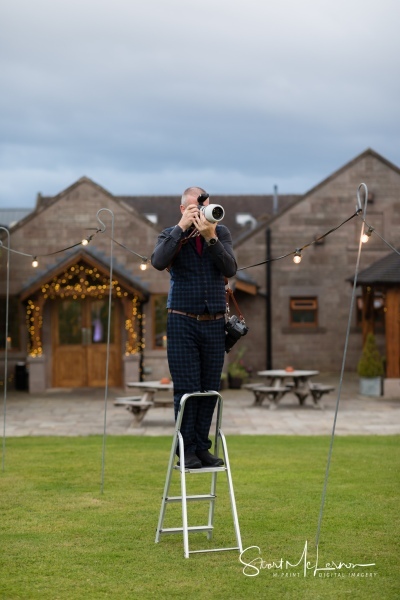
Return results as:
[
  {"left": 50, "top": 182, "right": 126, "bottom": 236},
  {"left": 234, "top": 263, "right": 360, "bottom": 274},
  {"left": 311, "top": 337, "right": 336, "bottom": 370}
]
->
[
  {"left": 245, "top": 372, "right": 335, "bottom": 409},
  {"left": 114, "top": 380, "right": 174, "bottom": 425},
  {"left": 309, "top": 383, "right": 335, "bottom": 402},
  {"left": 242, "top": 383, "right": 292, "bottom": 408},
  {"left": 113, "top": 396, "right": 154, "bottom": 425}
]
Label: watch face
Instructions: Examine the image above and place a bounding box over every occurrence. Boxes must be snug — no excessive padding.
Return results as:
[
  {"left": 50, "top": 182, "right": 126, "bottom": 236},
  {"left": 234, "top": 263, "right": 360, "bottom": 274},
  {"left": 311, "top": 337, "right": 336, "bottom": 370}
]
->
[{"left": 209, "top": 238, "right": 217, "bottom": 245}]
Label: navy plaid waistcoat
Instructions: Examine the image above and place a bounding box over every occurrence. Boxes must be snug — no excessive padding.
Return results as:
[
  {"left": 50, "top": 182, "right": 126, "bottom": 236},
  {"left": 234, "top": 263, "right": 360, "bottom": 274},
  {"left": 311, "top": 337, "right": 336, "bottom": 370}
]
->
[
  {"left": 152, "top": 223, "right": 237, "bottom": 314},
  {"left": 167, "top": 232, "right": 226, "bottom": 314}
]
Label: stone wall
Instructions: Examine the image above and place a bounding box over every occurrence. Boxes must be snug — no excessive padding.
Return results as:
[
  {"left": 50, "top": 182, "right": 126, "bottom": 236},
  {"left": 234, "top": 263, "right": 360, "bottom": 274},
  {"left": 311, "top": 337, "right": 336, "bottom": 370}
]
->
[
  {"left": 234, "top": 152, "right": 400, "bottom": 373},
  {"left": 1, "top": 152, "right": 399, "bottom": 385}
]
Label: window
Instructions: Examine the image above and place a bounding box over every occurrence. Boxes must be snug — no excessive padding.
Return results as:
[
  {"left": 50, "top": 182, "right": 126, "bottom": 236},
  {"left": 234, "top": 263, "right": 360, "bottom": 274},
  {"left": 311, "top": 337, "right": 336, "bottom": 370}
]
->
[
  {"left": 153, "top": 294, "right": 168, "bottom": 349},
  {"left": 290, "top": 297, "right": 318, "bottom": 327},
  {"left": 57, "top": 299, "right": 116, "bottom": 345},
  {"left": 235, "top": 213, "right": 257, "bottom": 228},
  {"left": 144, "top": 213, "right": 158, "bottom": 224},
  {"left": 0, "top": 297, "right": 21, "bottom": 350}
]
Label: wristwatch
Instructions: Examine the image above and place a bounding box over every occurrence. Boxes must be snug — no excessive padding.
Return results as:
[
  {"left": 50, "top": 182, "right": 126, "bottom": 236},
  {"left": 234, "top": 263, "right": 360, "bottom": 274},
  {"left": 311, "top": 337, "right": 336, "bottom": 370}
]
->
[{"left": 207, "top": 237, "right": 218, "bottom": 246}]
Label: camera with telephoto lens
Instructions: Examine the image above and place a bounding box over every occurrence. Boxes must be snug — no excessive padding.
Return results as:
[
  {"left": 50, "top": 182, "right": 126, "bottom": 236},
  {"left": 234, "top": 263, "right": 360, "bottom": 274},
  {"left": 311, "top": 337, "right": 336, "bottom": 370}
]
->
[
  {"left": 225, "top": 315, "right": 249, "bottom": 353},
  {"left": 197, "top": 193, "right": 225, "bottom": 223}
]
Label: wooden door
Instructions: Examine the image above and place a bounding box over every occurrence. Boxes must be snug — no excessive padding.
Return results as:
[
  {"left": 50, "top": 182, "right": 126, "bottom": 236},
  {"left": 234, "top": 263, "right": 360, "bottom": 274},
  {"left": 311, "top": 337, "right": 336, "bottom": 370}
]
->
[
  {"left": 385, "top": 289, "right": 400, "bottom": 378},
  {"left": 53, "top": 298, "right": 122, "bottom": 387}
]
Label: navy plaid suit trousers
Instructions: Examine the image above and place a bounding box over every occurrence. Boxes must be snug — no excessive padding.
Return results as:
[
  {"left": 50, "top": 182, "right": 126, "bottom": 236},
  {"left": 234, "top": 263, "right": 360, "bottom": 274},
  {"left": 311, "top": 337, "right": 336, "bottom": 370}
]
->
[{"left": 167, "top": 312, "right": 225, "bottom": 453}]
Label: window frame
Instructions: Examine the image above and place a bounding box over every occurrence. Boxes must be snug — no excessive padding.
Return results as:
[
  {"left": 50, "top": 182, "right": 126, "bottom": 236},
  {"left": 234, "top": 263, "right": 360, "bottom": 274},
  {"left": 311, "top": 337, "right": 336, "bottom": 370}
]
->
[{"left": 289, "top": 297, "right": 318, "bottom": 328}]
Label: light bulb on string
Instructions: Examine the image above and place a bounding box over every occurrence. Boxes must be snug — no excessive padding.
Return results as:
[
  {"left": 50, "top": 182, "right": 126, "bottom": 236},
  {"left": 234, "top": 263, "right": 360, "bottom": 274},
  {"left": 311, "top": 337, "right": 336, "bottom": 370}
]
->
[
  {"left": 361, "top": 226, "right": 374, "bottom": 243},
  {"left": 140, "top": 260, "right": 148, "bottom": 271},
  {"left": 82, "top": 233, "right": 94, "bottom": 246},
  {"left": 293, "top": 250, "right": 302, "bottom": 264},
  {"left": 32, "top": 257, "right": 39, "bottom": 268}
]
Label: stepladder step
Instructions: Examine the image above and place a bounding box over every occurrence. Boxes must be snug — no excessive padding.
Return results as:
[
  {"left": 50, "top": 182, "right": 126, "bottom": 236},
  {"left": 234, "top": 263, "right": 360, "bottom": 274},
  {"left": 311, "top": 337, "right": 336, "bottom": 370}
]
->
[
  {"left": 159, "top": 525, "right": 214, "bottom": 535},
  {"left": 165, "top": 494, "right": 216, "bottom": 503},
  {"left": 173, "top": 465, "right": 226, "bottom": 473}
]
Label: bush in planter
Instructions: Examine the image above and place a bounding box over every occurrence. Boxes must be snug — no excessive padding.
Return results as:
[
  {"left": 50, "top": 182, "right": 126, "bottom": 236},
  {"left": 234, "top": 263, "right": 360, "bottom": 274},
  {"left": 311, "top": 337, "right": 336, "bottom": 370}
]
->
[
  {"left": 357, "top": 333, "right": 384, "bottom": 396},
  {"left": 357, "top": 333, "right": 384, "bottom": 377}
]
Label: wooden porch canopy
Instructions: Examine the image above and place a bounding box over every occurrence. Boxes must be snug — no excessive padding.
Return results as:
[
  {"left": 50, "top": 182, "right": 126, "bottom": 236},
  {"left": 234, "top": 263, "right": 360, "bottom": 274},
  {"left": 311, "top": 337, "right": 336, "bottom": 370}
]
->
[
  {"left": 350, "top": 249, "right": 400, "bottom": 378},
  {"left": 233, "top": 271, "right": 259, "bottom": 295},
  {"left": 19, "top": 247, "right": 149, "bottom": 357}
]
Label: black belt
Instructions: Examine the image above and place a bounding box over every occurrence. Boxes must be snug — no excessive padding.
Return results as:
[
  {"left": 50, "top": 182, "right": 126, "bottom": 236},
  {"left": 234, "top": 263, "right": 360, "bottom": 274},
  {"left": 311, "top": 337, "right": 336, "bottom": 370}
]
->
[{"left": 168, "top": 309, "right": 225, "bottom": 321}]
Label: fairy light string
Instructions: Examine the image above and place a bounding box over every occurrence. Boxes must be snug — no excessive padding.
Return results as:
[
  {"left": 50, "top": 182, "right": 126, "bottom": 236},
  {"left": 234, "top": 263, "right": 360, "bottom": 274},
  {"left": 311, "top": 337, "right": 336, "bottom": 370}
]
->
[
  {"left": 0, "top": 207, "right": 397, "bottom": 273},
  {"left": 361, "top": 219, "right": 400, "bottom": 255},
  {"left": 237, "top": 208, "right": 363, "bottom": 271}
]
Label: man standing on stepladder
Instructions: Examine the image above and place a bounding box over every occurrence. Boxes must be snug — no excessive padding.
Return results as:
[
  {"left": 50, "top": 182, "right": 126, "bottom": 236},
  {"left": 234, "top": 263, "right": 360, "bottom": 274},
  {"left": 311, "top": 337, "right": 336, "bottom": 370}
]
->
[{"left": 151, "top": 186, "right": 237, "bottom": 469}]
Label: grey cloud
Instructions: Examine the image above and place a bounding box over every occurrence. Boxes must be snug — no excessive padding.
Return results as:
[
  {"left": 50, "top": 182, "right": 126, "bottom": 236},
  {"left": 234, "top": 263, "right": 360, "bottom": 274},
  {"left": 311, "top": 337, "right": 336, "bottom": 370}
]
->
[{"left": 0, "top": 0, "right": 399, "bottom": 207}]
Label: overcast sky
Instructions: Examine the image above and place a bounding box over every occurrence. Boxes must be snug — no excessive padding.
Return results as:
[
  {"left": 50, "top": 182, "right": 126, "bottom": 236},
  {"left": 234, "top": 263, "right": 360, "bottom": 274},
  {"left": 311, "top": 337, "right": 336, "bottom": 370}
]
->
[{"left": 1, "top": 0, "right": 399, "bottom": 208}]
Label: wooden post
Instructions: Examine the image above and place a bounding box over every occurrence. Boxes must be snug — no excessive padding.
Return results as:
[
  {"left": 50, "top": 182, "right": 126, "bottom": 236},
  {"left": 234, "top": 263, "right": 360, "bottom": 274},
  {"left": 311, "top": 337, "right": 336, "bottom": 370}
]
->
[
  {"left": 361, "top": 286, "right": 375, "bottom": 345},
  {"left": 385, "top": 289, "right": 400, "bottom": 378}
]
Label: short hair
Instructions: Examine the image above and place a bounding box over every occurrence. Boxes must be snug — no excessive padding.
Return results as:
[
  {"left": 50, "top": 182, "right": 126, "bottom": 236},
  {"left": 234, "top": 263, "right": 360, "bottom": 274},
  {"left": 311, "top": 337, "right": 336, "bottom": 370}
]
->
[{"left": 181, "top": 186, "right": 207, "bottom": 207}]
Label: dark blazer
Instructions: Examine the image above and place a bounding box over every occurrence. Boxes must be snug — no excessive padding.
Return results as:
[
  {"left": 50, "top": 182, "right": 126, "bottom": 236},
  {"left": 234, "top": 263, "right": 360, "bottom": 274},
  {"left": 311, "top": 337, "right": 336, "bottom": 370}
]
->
[{"left": 151, "top": 224, "right": 237, "bottom": 314}]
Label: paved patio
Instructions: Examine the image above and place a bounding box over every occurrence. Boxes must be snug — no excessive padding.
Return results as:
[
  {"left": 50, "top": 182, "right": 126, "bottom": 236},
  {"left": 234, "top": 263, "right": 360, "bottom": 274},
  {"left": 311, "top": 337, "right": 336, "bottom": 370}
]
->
[{"left": 2, "top": 372, "right": 399, "bottom": 437}]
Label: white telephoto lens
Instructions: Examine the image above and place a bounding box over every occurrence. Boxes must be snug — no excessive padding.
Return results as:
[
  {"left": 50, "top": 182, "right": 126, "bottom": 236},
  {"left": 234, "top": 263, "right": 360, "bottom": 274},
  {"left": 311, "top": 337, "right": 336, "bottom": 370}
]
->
[{"left": 200, "top": 204, "right": 225, "bottom": 223}]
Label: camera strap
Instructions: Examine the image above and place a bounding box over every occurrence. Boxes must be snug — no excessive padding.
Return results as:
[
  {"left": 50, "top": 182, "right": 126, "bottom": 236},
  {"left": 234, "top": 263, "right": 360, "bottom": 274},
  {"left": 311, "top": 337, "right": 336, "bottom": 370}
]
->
[
  {"left": 166, "top": 228, "right": 200, "bottom": 272},
  {"left": 225, "top": 280, "right": 246, "bottom": 321}
]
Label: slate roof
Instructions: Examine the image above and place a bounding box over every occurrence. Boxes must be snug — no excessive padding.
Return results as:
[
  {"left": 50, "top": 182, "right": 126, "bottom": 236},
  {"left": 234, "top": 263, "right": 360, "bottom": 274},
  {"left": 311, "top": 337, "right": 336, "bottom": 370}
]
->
[
  {"left": 351, "top": 250, "right": 400, "bottom": 285},
  {"left": 115, "top": 194, "right": 300, "bottom": 240},
  {"left": 0, "top": 208, "right": 32, "bottom": 228},
  {"left": 34, "top": 187, "right": 299, "bottom": 241}
]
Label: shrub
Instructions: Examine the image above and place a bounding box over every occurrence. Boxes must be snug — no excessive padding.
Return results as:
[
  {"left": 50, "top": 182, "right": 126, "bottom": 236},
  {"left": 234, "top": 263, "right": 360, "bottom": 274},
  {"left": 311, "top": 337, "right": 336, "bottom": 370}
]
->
[{"left": 357, "top": 332, "right": 385, "bottom": 378}]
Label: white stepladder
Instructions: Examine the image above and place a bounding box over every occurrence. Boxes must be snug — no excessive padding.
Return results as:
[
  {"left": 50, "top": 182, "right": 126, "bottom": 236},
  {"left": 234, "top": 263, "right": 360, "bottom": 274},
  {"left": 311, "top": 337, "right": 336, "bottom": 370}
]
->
[{"left": 155, "top": 391, "right": 243, "bottom": 558}]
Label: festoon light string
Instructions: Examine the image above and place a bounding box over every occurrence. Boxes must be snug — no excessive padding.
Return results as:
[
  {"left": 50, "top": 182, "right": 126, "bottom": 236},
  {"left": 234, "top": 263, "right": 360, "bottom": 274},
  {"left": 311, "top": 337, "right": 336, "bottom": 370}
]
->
[
  {"left": 0, "top": 195, "right": 398, "bottom": 273},
  {"left": 0, "top": 227, "right": 149, "bottom": 270},
  {"left": 237, "top": 206, "right": 399, "bottom": 272}
]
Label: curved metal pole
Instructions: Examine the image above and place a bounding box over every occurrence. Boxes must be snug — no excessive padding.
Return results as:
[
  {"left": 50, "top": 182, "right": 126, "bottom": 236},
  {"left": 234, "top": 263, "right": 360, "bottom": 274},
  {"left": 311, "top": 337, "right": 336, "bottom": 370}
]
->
[
  {"left": 315, "top": 183, "right": 369, "bottom": 547},
  {"left": 0, "top": 228, "right": 10, "bottom": 472},
  {"left": 96, "top": 209, "right": 115, "bottom": 494}
]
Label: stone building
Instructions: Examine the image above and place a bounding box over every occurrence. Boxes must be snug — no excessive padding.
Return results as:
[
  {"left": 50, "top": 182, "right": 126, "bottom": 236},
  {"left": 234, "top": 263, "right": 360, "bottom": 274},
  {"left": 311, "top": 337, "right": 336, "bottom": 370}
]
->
[
  {"left": 233, "top": 148, "right": 400, "bottom": 379},
  {"left": 0, "top": 147, "right": 399, "bottom": 392}
]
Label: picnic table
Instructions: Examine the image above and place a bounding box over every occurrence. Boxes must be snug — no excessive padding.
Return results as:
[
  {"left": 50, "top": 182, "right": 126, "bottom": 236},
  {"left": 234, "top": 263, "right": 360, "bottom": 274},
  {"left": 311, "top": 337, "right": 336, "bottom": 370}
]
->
[
  {"left": 244, "top": 370, "right": 334, "bottom": 409},
  {"left": 114, "top": 380, "right": 174, "bottom": 425}
]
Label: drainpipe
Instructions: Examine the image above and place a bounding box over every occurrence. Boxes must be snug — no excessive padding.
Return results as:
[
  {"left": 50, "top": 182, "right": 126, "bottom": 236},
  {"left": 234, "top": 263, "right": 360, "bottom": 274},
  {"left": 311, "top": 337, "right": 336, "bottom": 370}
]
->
[
  {"left": 273, "top": 184, "right": 279, "bottom": 215},
  {"left": 266, "top": 227, "right": 272, "bottom": 369}
]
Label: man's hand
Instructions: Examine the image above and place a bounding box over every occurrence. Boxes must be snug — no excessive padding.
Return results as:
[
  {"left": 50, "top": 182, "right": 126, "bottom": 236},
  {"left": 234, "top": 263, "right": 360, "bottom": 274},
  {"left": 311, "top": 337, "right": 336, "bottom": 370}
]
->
[
  {"left": 177, "top": 204, "right": 199, "bottom": 231},
  {"left": 192, "top": 210, "right": 217, "bottom": 241},
  {"left": 178, "top": 205, "right": 216, "bottom": 240}
]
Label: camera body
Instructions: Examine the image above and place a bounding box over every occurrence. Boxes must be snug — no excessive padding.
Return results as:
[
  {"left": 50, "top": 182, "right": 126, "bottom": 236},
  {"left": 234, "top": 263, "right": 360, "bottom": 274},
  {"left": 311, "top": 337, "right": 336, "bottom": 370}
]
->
[
  {"left": 225, "top": 315, "right": 249, "bottom": 353},
  {"left": 197, "top": 192, "right": 224, "bottom": 223}
]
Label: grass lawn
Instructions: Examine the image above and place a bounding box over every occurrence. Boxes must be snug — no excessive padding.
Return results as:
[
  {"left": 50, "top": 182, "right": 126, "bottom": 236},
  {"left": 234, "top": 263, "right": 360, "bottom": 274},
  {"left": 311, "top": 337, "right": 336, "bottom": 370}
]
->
[{"left": 0, "top": 435, "right": 399, "bottom": 599}]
